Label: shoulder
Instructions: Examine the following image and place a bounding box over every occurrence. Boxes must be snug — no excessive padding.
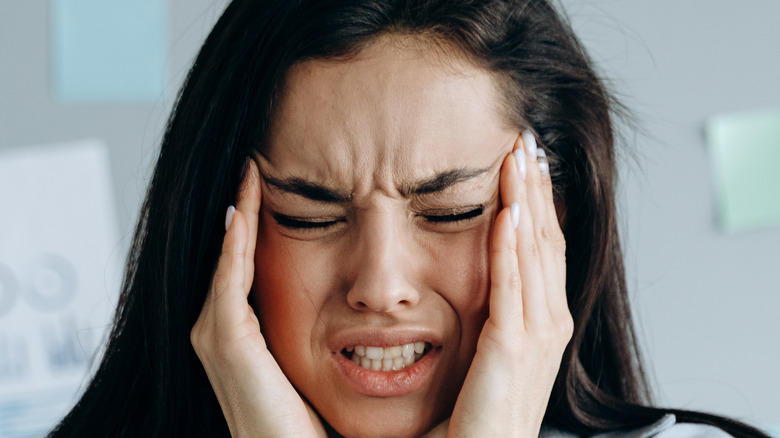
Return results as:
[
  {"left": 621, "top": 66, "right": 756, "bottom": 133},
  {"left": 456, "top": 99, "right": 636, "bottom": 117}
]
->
[{"left": 540, "top": 414, "right": 734, "bottom": 438}]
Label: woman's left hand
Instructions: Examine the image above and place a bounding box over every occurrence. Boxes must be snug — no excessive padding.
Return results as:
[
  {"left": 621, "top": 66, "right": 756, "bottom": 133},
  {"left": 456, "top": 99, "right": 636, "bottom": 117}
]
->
[{"left": 444, "top": 132, "right": 573, "bottom": 437}]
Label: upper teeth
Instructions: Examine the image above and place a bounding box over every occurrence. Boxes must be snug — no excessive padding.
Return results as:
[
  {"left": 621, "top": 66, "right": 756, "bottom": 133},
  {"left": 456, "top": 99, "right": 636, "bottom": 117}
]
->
[{"left": 347, "top": 342, "right": 429, "bottom": 371}]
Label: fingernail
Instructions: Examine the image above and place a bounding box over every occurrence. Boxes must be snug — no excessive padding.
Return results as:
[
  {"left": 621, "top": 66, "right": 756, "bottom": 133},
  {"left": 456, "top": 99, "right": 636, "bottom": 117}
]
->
[
  {"left": 510, "top": 203, "right": 520, "bottom": 229},
  {"left": 539, "top": 159, "right": 549, "bottom": 177},
  {"left": 225, "top": 205, "right": 236, "bottom": 231},
  {"left": 513, "top": 149, "right": 526, "bottom": 181},
  {"left": 522, "top": 129, "right": 537, "bottom": 159},
  {"left": 536, "top": 149, "right": 549, "bottom": 177}
]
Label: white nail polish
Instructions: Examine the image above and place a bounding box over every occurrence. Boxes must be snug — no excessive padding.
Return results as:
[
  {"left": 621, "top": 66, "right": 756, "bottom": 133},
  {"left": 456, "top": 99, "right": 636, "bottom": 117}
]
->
[
  {"left": 539, "top": 159, "right": 549, "bottom": 177},
  {"left": 225, "top": 206, "right": 236, "bottom": 231},
  {"left": 513, "top": 149, "right": 526, "bottom": 181},
  {"left": 536, "top": 149, "right": 549, "bottom": 177},
  {"left": 522, "top": 129, "right": 537, "bottom": 159},
  {"left": 510, "top": 203, "right": 520, "bottom": 229}
]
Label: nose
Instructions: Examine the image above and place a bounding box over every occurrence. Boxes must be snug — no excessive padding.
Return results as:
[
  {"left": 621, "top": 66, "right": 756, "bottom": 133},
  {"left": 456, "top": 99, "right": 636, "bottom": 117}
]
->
[{"left": 346, "top": 211, "right": 421, "bottom": 313}]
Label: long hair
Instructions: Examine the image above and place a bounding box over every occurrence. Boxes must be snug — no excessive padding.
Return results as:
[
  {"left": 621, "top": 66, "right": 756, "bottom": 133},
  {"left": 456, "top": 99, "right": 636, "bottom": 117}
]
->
[{"left": 49, "top": 0, "right": 768, "bottom": 436}]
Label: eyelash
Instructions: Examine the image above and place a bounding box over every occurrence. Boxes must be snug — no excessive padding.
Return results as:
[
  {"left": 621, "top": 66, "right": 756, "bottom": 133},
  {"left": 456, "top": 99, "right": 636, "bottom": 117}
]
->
[
  {"left": 273, "top": 215, "right": 345, "bottom": 229},
  {"left": 422, "top": 207, "right": 484, "bottom": 223},
  {"left": 273, "top": 207, "right": 484, "bottom": 230}
]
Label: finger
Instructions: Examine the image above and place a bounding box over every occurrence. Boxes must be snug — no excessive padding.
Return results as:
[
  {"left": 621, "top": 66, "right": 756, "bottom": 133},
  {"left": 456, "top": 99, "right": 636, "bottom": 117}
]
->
[
  {"left": 523, "top": 133, "right": 568, "bottom": 318},
  {"left": 522, "top": 131, "right": 550, "bottom": 245},
  {"left": 236, "top": 158, "right": 262, "bottom": 288},
  {"left": 210, "top": 208, "right": 250, "bottom": 320},
  {"left": 498, "top": 136, "right": 548, "bottom": 327},
  {"left": 537, "top": 150, "right": 569, "bottom": 319},
  {"left": 536, "top": 144, "right": 565, "bottom": 285},
  {"left": 489, "top": 205, "right": 523, "bottom": 329}
]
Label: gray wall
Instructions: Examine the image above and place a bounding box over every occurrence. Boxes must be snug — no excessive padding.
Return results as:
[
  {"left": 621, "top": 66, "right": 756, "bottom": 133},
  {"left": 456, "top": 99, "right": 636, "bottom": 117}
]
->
[
  {"left": 560, "top": 1, "right": 780, "bottom": 431},
  {"left": 1, "top": 0, "right": 778, "bottom": 433}
]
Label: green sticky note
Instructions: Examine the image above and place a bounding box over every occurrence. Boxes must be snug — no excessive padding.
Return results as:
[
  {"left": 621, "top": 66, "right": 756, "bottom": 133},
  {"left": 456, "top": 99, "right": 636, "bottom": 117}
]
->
[{"left": 706, "top": 109, "right": 780, "bottom": 232}]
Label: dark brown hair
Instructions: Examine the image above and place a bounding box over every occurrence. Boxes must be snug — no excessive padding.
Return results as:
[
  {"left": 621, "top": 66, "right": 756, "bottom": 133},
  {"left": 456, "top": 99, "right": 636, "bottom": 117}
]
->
[{"left": 49, "top": 0, "right": 768, "bottom": 436}]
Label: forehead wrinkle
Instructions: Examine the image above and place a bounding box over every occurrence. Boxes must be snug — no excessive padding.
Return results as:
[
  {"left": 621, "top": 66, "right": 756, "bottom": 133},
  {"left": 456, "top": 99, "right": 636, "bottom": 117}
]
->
[{"left": 265, "top": 36, "right": 517, "bottom": 207}]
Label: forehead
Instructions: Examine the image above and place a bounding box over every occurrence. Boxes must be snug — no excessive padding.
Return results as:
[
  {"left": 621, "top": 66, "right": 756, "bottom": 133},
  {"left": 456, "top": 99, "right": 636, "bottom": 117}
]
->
[{"left": 263, "top": 35, "right": 516, "bottom": 190}]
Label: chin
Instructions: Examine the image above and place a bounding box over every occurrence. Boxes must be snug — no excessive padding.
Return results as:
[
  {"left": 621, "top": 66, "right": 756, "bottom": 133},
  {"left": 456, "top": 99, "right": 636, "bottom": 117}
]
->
[
  {"left": 321, "top": 402, "right": 446, "bottom": 438},
  {"left": 328, "top": 418, "right": 434, "bottom": 438}
]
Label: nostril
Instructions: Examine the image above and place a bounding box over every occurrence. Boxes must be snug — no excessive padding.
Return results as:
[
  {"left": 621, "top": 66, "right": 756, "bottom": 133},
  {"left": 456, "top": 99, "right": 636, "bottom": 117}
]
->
[
  {"left": 346, "top": 277, "right": 421, "bottom": 312},
  {"left": 351, "top": 300, "right": 369, "bottom": 310}
]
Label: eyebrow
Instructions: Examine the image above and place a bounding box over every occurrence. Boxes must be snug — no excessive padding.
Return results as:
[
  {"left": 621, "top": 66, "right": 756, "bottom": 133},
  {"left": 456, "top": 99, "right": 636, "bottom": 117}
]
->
[
  {"left": 264, "top": 176, "right": 352, "bottom": 203},
  {"left": 401, "top": 167, "right": 491, "bottom": 196},
  {"left": 264, "top": 167, "right": 491, "bottom": 203}
]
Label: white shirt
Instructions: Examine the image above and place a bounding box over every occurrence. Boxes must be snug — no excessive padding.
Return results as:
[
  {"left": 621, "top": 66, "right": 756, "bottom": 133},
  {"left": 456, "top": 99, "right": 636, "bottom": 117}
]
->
[{"left": 540, "top": 414, "right": 733, "bottom": 437}]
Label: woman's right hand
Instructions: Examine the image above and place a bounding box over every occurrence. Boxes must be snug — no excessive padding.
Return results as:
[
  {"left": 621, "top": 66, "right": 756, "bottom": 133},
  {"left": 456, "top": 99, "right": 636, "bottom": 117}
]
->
[{"left": 190, "top": 159, "right": 326, "bottom": 438}]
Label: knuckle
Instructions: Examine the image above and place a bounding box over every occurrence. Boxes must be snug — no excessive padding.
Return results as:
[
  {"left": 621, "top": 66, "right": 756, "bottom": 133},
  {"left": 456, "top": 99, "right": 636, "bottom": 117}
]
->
[
  {"left": 507, "top": 272, "right": 522, "bottom": 292},
  {"left": 491, "top": 235, "right": 514, "bottom": 257},
  {"left": 526, "top": 240, "right": 540, "bottom": 260},
  {"left": 560, "top": 314, "right": 574, "bottom": 340},
  {"left": 535, "top": 225, "right": 547, "bottom": 243},
  {"left": 491, "top": 266, "right": 522, "bottom": 295},
  {"left": 190, "top": 324, "right": 205, "bottom": 353},
  {"left": 554, "top": 235, "right": 566, "bottom": 253},
  {"left": 537, "top": 224, "right": 566, "bottom": 254},
  {"left": 550, "top": 235, "right": 566, "bottom": 256}
]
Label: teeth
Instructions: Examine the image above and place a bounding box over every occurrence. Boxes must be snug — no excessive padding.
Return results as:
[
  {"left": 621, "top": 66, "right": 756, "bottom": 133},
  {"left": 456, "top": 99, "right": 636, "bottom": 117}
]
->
[
  {"left": 346, "top": 342, "right": 431, "bottom": 372},
  {"left": 385, "top": 346, "right": 403, "bottom": 357},
  {"left": 365, "top": 346, "right": 383, "bottom": 360}
]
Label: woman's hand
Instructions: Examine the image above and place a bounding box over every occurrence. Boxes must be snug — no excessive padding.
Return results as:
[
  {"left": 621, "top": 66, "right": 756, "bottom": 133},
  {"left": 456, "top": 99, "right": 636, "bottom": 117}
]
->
[
  {"left": 190, "top": 159, "right": 326, "bottom": 438},
  {"left": 446, "top": 132, "right": 573, "bottom": 437}
]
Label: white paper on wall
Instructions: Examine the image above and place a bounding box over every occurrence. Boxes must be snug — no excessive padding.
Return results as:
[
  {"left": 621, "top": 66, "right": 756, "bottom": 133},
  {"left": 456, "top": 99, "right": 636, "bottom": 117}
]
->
[{"left": 0, "top": 139, "right": 121, "bottom": 437}]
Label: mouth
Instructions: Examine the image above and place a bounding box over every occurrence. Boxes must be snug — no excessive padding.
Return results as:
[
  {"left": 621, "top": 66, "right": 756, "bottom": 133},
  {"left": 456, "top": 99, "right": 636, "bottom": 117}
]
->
[{"left": 342, "top": 342, "right": 433, "bottom": 372}]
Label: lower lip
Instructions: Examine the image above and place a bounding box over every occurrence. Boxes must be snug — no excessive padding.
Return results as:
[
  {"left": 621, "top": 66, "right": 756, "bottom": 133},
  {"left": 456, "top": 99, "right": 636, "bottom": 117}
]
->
[{"left": 333, "top": 348, "right": 440, "bottom": 397}]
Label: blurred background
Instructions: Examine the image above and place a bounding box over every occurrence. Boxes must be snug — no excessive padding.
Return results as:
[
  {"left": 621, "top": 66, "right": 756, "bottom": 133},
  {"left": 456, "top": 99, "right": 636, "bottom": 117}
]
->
[{"left": 1, "top": 0, "right": 778, "bottom": 436}]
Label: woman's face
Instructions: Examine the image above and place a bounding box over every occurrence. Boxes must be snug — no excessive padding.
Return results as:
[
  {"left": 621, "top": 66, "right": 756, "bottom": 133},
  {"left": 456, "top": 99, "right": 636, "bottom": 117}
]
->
[{"left": 253, "top": 36, "right": 517, "bottom": 437}]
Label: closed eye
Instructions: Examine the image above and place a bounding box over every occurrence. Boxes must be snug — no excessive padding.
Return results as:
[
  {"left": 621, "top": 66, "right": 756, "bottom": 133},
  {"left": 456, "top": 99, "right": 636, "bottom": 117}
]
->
[
  {"left": 272, "top": 206, "right": 485, "bottom": 230},
  {"left": 422, "top": 206, "right": 484, "bottom": 223},
  {"left": 272, "top": 213, "right": 343, "bottom": 229}
]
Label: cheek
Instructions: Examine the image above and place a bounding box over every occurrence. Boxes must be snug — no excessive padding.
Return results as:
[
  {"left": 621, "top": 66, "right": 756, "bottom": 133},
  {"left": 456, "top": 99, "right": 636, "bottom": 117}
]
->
[
  {"left": 252, "top": 215, "right": 333, "bottom": 357},
  {"left": 423, "top": 220, "right": 492, "bottom": 335}
]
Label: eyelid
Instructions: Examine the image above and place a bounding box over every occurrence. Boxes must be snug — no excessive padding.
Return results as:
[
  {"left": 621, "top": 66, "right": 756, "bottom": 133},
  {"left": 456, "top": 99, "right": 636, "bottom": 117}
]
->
[
  {"left": 418, "top": 205, "right": 484, "bottom": 215},
  {"left": 272, "top": 213, "right": 344, "bottom": 229},
  {"left": 270, "top": 204, "right": 486, "bottom": 230},
  {"left": 419, "top": 205, "right": 485, "bottom": 223}
]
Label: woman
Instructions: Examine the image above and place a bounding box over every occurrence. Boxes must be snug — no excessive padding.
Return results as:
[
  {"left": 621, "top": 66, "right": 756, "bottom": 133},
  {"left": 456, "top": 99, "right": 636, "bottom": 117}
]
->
[{"left": 49, "top": 0, "right": 768, "bottom": 436}]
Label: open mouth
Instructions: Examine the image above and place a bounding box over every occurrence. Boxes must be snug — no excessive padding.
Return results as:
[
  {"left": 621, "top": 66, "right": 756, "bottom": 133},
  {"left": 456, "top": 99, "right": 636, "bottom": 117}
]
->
[{"left": 341, "top": 342, "right": 433, "bottom": 372}]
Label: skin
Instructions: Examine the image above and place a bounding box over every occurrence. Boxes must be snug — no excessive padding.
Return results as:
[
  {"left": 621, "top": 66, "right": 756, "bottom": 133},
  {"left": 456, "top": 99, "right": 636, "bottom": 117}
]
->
[{"left": 191, "top": 35, "right": 573, "bottom": 438}]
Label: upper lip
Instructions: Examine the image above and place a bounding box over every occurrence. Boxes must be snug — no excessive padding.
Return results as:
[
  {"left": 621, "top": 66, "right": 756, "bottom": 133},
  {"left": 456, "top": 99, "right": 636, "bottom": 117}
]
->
[{"left": 328, "top": 326, "right": 442, "bottom": 353}]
